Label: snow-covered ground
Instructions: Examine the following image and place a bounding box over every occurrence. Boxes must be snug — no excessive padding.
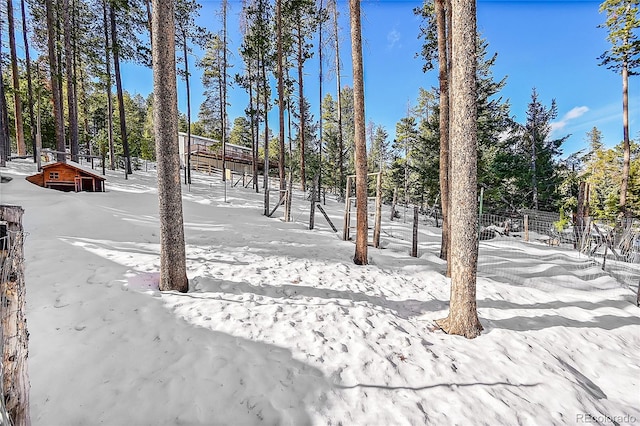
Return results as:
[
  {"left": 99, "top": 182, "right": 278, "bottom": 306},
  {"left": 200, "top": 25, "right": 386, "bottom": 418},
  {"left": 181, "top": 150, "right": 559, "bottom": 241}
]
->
[{"left": 1, "top": 158, "right": 639, "bottom": 425}]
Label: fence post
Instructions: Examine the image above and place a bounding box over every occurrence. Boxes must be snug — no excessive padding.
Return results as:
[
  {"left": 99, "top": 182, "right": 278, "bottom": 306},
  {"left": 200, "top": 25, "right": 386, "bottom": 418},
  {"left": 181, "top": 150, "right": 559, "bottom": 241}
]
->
[
  {"left": 342, "top": 176, "right": 352, "bottom": 241},
  {"left": 411, "top": 206, "right": 419, "bottom": 257},
  {"left": 309, "top": 176, "right": 317, "bottom": 230},
  {"left": 524, "top": 215, "right": 529, "bottom": 242},
  {"left": 373, "top": 173, "right": 382, "bottom": 248},
  {"left": 0, "top": 205, "right": 30, "bottom": 426}
]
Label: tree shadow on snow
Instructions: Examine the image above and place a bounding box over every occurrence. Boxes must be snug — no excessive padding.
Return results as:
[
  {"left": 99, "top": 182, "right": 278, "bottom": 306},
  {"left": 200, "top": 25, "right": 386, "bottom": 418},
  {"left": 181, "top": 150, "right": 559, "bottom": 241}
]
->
[
  {"left": 189, "top": 277, "right": 448, "bottom": 319},
  {"left": 479, "top": 296, "right": 640, "bottom": 333},
  {"left": 484, "top": 314, "right": 640, "bottom": 332}
]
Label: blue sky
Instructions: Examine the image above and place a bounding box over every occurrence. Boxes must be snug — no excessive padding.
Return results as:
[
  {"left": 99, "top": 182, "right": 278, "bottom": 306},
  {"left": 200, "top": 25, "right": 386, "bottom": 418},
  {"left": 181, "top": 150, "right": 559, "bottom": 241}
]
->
[{"left": 122, "top": 0, "right": 639, "bottom": 157}]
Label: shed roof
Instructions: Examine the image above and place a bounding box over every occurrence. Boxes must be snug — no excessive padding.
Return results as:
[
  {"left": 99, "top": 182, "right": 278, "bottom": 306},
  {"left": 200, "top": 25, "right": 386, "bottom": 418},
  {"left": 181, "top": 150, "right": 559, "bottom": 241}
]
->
[{"left": 42, "top": 161, "right": 106, "bottom": 181}]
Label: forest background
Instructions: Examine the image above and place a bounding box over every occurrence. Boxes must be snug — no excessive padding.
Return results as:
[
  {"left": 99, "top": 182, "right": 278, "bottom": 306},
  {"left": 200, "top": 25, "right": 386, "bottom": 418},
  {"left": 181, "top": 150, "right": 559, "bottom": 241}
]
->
[{"left": 1, "top": 0, "right": 638, "bottom": 219}]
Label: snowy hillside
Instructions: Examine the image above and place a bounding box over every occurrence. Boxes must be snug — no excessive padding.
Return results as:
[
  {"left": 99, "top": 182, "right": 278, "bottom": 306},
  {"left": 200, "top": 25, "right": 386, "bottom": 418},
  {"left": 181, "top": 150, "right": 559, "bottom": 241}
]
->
[{"left": 1, "top": 158, "right": 639, "bottom": 425}]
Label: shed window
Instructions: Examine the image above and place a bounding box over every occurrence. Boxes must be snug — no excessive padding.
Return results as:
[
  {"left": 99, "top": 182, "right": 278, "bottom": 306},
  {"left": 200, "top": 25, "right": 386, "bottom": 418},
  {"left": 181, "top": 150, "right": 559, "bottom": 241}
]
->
[{"left": 49, "top": 172, "right": 59, "bottom": 180}]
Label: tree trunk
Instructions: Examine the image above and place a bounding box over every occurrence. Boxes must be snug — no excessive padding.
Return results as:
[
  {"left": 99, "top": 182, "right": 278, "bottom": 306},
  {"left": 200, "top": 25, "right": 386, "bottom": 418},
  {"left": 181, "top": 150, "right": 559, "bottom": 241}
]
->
[
  {"left": 222, "top": 0, "right": 228, "bottom": 183},
  {"left": 435, "top": 0, "right": 450, "bottom": 273},
  {"left": 262, "top": 51, "right": 270, "bottom": 215},
  {"left": 63, "top": 0, "right": 79, "bottom": 162},
  {"left": 318, "top": 0, "right": 323, "bottom": 198},
  {"left": 110, "top": 3, "right": 132, "bottom": 175},
  {"left": 248, "top": 62, "right": 258, "bottom": 193},
  {"left": 182, "top": 32, "right": 192, "bottom": 185},
  {"left": 7, "top": 0, "right": 26, "bottom": 156},
  {"left": 350, "top": 0, "right": 368, "bottom": 265},
  {"left": 218, "top": 47, "right": 226, "bottom": 181},
  {"left": 333, "top": 0, "right": 344, "bottom": 199},
  {"left": 0, "top": 26, "right": 10, "bottom": 166},
  {"left": 620, "top": 59, "right": 630, "bottom": 214},
  {"left": 436, "top": 0, "right": 482, "bottom": 339},
  {"left": 151, "top": 0, "right": 188, "bottom": 293},
  {"left": 276, "top": 0, "right": 286, "bottom": 193},
  {"left": 20, "top": 0, "right": 36, "bottom": 162},
  {"left": 531, "top": 123, "right": 538, "bottom": 210},
  {"left": 297, "top": 21, "right": 307, "bottom": 191},
  {"left": 0, "top": 205, "right": 31, "bottom": 426},
  {"left": 46, "top": 0, "right": 66, "bottom": 162},
  {"left": 103, "top": 0, "right": 115, "bottom": 169}
]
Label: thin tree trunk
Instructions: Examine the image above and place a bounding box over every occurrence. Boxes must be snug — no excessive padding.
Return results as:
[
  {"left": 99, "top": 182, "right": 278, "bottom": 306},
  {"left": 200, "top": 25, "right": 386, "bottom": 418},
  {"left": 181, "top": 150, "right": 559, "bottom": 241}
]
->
[
  {"left": 318, "top": 0, "right": 324, "bottom": 198},
  {"left": 151, "top": 0, "right": 188, "bottom": 293},
  {"left": 248, "top": 62, "right": 258, "bottom": 193},
  {"left": 0, "top": 27, "right": 9, "bottom": 166},
  {"left": 276, "top": 0, "right": 286, "bottom": 192},
  {"left": 110, "top": 3, "right": 132, "bottom": 175},
  {"left": 71, "top": 0, "right": 82, "bottom": 156},
  {"left": 145, "top": 0, "right": 153, "bottom": 50},
  {"left": 436, "top": 0, "right": 482, "bottom": 339},
  {"left": 7, "top": 0, "right": 26, "bottom": 156},
  {"left": 262, "top": 51, "right": 270, "bottom": 215},
  {"left": 333, "top": 0, "right": 344, "bottom": 199},
  {"left": 620, "top": 59, "right": 630, "bottom": 214},
  {"left": 435, "top": 0, "right": 450, "bottom": 271},
  {"left": 20, "top": 0, "right": 36, "bottom": 162},
  {"left": 350, "top": 0, "right": 368, "bottom": 266},
  {"left": 103, "top": 0, "right": 115, "bottom": 169},
  {"left": 297, "top": 21, "right": 307, "bottom": 191},
  {"left": 218, "top": 47, "right": 226, "bottom": 180},
  {"left": 531, "top": 122, "right": 538, "bottom": 210},
  {"left": 63, "top": 0, "right": 79, "bottom": 162},
  {"left": 182, "top": 32, "right": 192, "bottom": 185},
  {"left": 78, "top": 58, "right": 91, "bottom": 154},
  {"left": 222, "top": 0, "right": 228, "bottom": 183},
  {"left": 46, "top": 0, "right": 66, "bottom": 162}
]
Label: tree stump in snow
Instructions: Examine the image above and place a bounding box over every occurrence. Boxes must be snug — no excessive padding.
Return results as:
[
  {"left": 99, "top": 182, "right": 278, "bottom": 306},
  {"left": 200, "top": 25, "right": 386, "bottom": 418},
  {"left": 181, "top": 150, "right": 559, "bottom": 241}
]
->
[{"left": 0, "top": 205, "right": 30, "bottom": 426}]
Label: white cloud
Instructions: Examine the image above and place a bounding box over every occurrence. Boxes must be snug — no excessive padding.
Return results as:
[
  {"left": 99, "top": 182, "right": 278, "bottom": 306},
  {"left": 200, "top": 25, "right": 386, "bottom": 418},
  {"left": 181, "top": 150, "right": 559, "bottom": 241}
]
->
[
  {"left": 387, "top": 29, "right": 401, "bottom": 49},
  {"left": 550, "top": 106, "right": 589, "bottom": 133}
]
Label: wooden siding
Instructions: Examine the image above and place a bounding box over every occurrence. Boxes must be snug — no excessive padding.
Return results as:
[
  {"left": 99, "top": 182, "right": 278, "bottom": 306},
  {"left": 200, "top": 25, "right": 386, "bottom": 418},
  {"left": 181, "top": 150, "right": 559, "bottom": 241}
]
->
[{"left": 27, "top": 162, "right": 105, "bottom": 192}]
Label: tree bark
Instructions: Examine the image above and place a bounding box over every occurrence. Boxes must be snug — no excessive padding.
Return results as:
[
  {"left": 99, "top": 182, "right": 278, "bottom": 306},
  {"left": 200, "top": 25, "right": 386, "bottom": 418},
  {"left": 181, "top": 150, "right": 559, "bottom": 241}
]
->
[
  {"left": 620, "top": 59, "right": 630, "bottom": 214},
  {"left": 103, "top": 0, "right": 115, "bottom": 169},
  {"left": 0, "top": 26, "right": 10, "bottom": 166},
  {"left": 350, "top": 0, "right": 368, "bottom": 265},
  {"left": 262, "top": 50, "right": 270, "bottom": 216},
  {"left": 297, "top": 21, "right": 307, "bottom": 191},
  {"left": 333, "top": 0, "right": 344, "bottom": 199},
  {"left": 152, "top": 0, "right": 188, "bottom": 292},
  {"left": 276, "top": 0, "right": 286, "bottom": 193},
  {"left": 318, "top": 0, "right": 323, "bottom": 197},
  {"left": 182, "top": 32, "right": 192, "bottom": 185},
  {"left": 110, "top": 3, "right": 132, "bottom": 175},
  {"left": 0, "top": 205, "right": 31, "bottom": 426},
  {"left": 7, "top": 0, "right": 26, "bottom": 156},
  {"left": 435, "top": 0, "right": 450, "bottom": 274},
  {"left": 222, "top": 0, "right": 228, "bottom": 184},
  {"left": 63, "top": 0, "right": 79, "bottom": 162},
  {"left": 46, "top": 0, "right": 66, "bottom": 162},
  {"left": 20, "top": 0, "right": 36, "bottom": 162},
  {"left": 436, "top": 0, "right": 482, "bottom": 339}
]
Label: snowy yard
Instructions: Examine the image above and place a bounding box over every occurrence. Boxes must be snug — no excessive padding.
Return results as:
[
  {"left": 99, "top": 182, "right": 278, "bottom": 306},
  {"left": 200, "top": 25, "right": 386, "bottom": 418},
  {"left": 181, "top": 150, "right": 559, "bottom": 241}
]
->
[{"left": 1, "top": 159, "right": 639, "bottom": 425}]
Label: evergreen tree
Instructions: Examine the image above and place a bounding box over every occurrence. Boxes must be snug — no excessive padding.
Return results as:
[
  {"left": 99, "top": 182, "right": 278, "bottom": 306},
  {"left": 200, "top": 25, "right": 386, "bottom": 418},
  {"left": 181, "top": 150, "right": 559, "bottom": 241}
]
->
[
  {"left": 229, "top": 117, "right": 253, "bottom": 148},
  {"left": 598, "top": 0, "right": 640, "bottom": 214},
  {"left": 494, "top": 89, "right": 566, "bottom": 211}
]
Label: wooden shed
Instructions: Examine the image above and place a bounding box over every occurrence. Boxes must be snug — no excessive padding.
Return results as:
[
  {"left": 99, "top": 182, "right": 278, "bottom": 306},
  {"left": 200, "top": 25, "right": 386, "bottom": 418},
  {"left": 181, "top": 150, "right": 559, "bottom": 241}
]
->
[{"left": 26, "top": 162, "right": 105, "bottom": 192}]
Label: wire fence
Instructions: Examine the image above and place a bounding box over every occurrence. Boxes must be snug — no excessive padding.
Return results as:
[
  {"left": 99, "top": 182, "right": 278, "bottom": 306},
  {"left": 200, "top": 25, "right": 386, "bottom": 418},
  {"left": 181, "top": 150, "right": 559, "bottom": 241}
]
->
[{"left": 378, "top": 205, "right": 640, "bottom": 294}]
